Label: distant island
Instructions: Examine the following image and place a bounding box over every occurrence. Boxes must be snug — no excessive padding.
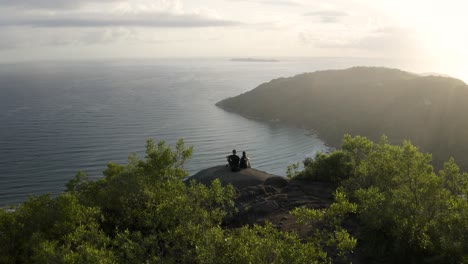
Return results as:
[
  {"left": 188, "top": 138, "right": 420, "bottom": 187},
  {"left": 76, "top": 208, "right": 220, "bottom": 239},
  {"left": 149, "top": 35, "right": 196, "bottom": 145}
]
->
[
  {"left": 230, "top": 58, "right": 279, "bottom": 62},
  {"left": 217, "top": 66, "right": 468, "bottom": 169}
]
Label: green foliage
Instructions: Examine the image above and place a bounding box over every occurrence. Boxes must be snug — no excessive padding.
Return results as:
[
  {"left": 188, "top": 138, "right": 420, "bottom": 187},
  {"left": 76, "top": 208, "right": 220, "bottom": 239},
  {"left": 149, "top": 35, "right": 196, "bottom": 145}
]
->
[
  {"left": 338, "top": 135, "right": 468, "bottom": 263},
  {"left": 5, "top": 135, "right": 465, "bottom": 263},
  {"left": 341, "top": 134, "right": 374, "bottom": 169},
  {"left": 32, "top": 223, "right": 116, "bottom": 264},
  {"left": 293, "top": 191, "right": 357, "bottom": 260},
  {"left": 286, "top": 161, "right": 300, "bottom": 179},
  {"left": 440, "top": 157, "right": 468, "bottom": 196},
  {"left": 292, "top": 134, "right": 374, "bottom": 183},
  {"left": 0, "top": 193, "right": 107, "bottom": 263},
  {"left": 0, "top": 139, "right": 348, "bottom": 263},
  {"left": 354, "top": 187, "right": 385, "bottom": 230},
  {"left": 294, "top": 151, "right": 353, "bottom": 183},
  {"left": 0, "top": 209, "right": 18, "bottom": 263},
  {"left": 290, "top": 134, "right": 468, "bottom": 262},
  {"left": 0, "top": 139, "right": 231, "bottom": 263},
  {"left": 197, "top": 222, "right": 330, "bottom": 264}
]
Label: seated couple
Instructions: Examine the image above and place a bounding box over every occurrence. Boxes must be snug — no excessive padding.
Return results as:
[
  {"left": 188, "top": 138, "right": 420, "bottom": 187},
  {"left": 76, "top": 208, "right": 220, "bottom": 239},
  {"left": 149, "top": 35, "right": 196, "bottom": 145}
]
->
[{"left": 227, "top": 149, "right": 251, "bottom": 172}]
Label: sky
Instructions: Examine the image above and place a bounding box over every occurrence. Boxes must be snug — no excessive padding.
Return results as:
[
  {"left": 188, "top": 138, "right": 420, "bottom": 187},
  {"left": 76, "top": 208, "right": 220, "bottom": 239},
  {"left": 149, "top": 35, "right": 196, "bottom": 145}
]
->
[{"left": 0, "top": 0, "right": 466, "bottom": 80}]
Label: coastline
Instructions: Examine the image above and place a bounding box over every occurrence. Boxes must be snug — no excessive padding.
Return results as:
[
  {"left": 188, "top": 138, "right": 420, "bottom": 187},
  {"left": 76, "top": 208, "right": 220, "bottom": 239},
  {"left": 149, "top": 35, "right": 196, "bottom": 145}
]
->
[{"left": 215, "top": 102, "right": 338, "bottom": 150}]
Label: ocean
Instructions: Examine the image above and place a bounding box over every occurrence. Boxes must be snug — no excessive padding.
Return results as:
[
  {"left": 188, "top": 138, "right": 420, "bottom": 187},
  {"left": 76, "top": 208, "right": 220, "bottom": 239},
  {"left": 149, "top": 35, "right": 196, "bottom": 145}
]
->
[{"left": 0, "top": 57, "right": 412, "bottom": 206}]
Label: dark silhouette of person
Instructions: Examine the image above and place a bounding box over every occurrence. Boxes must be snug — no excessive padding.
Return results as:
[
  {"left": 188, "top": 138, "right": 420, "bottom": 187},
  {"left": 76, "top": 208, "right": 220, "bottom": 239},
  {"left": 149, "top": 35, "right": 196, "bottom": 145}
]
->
[
  {"left": 227, "top": 149, "right": 240, "bottom": 172},
  {"left": 239, "top": 151, "right": 251, "bottom": 169}
]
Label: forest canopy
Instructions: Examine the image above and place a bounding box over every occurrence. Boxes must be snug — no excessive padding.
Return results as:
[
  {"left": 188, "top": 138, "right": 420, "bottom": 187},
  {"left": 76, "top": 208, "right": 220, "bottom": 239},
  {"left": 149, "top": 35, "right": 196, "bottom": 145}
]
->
[
  {"left": 1, "top": 136, "right": 467, "bottom": 263},
  {"left": 288, "top": 135, "right": 468, "bottom": 263},
  {"left": 0, "top": 139, "right": 353, "bottom": 264}
]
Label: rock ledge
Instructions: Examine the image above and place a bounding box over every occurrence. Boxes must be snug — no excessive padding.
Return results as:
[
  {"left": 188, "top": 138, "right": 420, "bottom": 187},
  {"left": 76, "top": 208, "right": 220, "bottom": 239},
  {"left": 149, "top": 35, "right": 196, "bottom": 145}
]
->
[{"left": 188, "top": 165, "right": 279, "bottom": 189}]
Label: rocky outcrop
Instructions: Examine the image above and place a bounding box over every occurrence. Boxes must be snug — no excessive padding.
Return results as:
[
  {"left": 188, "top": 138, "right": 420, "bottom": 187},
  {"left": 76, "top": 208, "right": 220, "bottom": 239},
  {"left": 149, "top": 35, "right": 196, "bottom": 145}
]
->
[
  {"left": 188, "top": 165, "right": 278, "bottom": 189},
  {"left": 189, "top": 165, "right": 335, "bottom": 235},
  {"left": 232, "top": 178, "right": 334, "bottom": 234}
]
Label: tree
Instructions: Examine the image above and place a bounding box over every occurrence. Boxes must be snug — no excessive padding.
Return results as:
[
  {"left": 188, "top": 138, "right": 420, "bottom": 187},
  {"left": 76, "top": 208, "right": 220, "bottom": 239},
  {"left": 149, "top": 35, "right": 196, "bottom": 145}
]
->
[{"left": 338, "top": 135, "right": 468, "bottom": 262}]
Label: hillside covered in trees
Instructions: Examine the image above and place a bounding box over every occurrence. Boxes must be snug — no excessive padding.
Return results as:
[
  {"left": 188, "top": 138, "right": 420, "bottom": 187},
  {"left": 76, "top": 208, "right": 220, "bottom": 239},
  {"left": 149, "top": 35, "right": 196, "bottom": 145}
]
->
[{"left": 216, "top": 67, "right": 468, "bottom": 169}]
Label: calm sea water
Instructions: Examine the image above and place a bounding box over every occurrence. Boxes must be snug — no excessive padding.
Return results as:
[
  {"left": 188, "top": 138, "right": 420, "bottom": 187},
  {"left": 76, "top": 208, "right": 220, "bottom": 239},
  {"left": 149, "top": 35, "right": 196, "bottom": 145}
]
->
[{"left": 0, "top": 57, "right": 409, "bottom": 206}]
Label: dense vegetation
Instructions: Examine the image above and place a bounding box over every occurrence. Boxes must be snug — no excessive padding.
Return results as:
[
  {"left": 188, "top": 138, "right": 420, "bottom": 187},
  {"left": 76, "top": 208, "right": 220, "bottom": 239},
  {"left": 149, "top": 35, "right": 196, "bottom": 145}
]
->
[
  {"left": 217, "top": 67, "right": 468, "bottom": 170},
  {"left": 289, "top": 135, "right": 468, "bottom": 263},
  {"left": 0, "top": 139, "right": 355, "bottom": 263},
  {"left": 1, "top": 136, "right": 467, "bottom": 263}
]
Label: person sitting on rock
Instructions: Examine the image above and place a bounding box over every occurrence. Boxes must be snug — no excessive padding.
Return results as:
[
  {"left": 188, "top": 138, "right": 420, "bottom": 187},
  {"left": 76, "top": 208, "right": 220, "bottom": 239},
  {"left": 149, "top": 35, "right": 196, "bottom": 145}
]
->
[
  {"left": 239, "top": 151, "right": 251, "bottom": 169},
  {"left": 227, "top": 149, "right": 240, "bottom": 172}
]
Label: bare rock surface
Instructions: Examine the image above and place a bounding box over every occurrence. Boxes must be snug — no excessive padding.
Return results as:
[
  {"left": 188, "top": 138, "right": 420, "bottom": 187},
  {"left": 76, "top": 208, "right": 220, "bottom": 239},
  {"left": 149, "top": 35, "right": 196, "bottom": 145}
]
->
[
  {"left": 188, "top": 165, "right": 278, "bottom": 189},
  {"left": 189, "top": 165, "right": 335, "bottom": 236}
]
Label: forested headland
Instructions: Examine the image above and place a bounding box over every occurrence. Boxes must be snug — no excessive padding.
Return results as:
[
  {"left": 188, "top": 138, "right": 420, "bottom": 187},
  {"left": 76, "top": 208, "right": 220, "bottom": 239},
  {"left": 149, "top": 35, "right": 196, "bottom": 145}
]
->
[{"left": 217, "top": 67, "right": 468, "bottom": 170}]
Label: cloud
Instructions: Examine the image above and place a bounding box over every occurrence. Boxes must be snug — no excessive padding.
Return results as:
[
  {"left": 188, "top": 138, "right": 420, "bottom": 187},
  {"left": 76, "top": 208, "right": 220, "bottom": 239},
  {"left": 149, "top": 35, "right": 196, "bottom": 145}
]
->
[
  {"left": 303, "top": 10, "right": 348, "bottom": 23},
  {"left": 227, "top": 0, "right": 303, "bottom": 6},
  {"left": 0, "top": 26, "right": 128, "bottom": 49},
  {"left": 0, "top": 13, "right": 241, "bottom": 28},
  {"left": 0, "top": 0, "right": 119, "bottom": 9},
  {"left": 0, "top": 0, "right": 240, "bottom": 52},
  {"left": 0, "top": 0, "right": 186, "bottom": 14},
  {"left": 0, "top": 0, "right": 239, "bottom": 29},
  {"left": 351, "top": 28, "right": 418, "bottom": 53},
  {"left": 258, "top": 0, "right": 302, "bottom": 6},
  {"left": 299, "top": 26, "right": 420, "bottom": 57},
  {"left": 0, "top": 25, "right": 196, "bottom": 50},
  {"left": 304, "top": 10, "right": 348, "bottom": 17}
]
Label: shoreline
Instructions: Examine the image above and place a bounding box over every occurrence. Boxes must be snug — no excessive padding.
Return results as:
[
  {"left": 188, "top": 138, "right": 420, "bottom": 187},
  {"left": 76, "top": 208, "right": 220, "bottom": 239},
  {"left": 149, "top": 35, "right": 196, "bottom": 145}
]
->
[{"left": 215, "top": 103, "right": 339, "bottom": 150}]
